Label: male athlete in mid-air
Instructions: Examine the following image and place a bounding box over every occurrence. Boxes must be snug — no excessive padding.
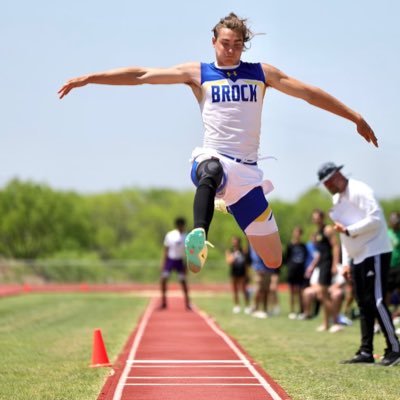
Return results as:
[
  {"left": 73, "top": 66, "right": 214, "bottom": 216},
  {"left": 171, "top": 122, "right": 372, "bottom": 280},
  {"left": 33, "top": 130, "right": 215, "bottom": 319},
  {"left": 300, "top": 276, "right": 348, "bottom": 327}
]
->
[{"left": 59, "top": 12, "right": 377, "bottom": 274}]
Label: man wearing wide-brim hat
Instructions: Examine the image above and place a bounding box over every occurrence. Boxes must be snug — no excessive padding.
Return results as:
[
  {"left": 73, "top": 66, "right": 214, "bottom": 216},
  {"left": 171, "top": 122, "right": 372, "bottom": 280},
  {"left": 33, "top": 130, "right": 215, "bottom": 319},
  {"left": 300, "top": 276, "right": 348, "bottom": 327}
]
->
[{"left": 317, "top": 162, "right": 400, "bottom": 366}]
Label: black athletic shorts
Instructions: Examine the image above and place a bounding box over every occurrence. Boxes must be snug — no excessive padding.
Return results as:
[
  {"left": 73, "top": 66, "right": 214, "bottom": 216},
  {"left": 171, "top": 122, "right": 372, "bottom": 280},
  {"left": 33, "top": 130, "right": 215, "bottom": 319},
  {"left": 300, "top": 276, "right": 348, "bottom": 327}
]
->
[
  {"left": 230, "top": 264, "right": 247, "bottom": 278},
  {"left": 287, "top": 263, "right": 305, "bottom": 286},
  {"left": 318, "top": 261, "right": 332, "bottom": 286}
]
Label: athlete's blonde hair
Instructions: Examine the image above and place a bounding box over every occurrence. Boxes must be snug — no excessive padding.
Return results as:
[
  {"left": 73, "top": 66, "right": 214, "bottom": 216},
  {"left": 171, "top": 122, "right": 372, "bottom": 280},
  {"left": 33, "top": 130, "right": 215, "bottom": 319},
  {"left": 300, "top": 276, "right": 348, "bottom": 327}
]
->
[{"left": 212, "top": 12, "right": 254, "bottom": 50}]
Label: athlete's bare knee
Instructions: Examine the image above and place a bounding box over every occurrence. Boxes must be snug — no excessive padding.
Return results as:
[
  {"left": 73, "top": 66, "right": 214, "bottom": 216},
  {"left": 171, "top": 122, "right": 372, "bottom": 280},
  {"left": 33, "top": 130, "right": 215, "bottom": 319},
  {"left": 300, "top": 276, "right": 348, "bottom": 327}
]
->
[
  {"left": 248, "top": 233, "right": 282, "bottom": 269},
  {"left": 262, "top": 253, "right": 282, "bottom": 269}
]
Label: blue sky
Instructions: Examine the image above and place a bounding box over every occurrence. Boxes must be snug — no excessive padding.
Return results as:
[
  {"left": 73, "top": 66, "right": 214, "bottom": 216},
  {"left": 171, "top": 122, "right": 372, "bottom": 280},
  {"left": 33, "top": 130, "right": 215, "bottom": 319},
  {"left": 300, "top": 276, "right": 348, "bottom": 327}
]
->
[{"left": 1, "top": 0, "right": 399, "bottom": 201}]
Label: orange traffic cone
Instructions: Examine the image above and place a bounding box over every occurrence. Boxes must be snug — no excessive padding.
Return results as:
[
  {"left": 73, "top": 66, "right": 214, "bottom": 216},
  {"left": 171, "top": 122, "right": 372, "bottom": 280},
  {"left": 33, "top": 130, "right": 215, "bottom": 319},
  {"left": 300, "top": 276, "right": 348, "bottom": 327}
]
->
[
  {"left": 22, "top": 283, "right": 32, "bottom": 292},
  {"left": 79, "top": 283, "right": 89, "bottom": 292},
  {"left": 90, "top": 329, "right": 112, "bottom": 367}
]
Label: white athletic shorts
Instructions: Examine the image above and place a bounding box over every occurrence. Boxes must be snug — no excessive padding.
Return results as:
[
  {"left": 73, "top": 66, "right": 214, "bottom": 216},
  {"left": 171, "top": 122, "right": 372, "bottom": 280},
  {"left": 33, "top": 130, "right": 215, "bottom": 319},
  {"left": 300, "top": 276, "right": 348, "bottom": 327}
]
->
[{"left": 190, "top": 147, "right": 278, "bottom": 236}]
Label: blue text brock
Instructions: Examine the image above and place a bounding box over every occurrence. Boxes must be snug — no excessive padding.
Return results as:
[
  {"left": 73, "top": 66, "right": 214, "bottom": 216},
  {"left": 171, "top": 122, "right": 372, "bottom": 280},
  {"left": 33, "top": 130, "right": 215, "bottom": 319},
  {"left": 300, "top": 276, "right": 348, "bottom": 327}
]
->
[{"left": 211, "top": 84, "right": 257, "bottom": 103}]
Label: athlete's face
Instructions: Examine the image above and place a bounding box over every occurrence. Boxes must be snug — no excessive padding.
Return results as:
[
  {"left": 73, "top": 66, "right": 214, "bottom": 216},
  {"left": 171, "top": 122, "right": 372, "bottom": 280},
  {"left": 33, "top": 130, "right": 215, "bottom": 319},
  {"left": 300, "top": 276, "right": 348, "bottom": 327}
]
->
[{"left": 212, "top": 28, "right": 244, "bottom": 66}]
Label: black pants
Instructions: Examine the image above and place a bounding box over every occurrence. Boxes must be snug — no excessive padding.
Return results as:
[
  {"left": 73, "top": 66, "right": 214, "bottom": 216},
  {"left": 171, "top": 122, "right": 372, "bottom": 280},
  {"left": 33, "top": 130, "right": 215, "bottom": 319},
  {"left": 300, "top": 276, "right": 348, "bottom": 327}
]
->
[{"left": 351, "top": 252, "right": 399, "bottom": 354}]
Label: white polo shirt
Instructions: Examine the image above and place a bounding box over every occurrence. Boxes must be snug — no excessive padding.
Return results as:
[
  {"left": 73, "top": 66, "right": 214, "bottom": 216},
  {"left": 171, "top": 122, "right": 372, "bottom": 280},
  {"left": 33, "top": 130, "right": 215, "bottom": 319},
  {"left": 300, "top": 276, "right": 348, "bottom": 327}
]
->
[
  {"left": 329, "top": 178, "right": 392, "bottom": 265},
  {"left": 164, "top": 229, "right": 186, "bottom": 260}
]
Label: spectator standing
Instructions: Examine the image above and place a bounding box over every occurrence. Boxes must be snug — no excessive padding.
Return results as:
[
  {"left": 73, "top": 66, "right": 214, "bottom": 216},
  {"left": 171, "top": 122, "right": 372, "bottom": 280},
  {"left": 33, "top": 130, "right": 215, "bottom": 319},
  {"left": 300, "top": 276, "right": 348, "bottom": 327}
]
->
[
  {"left": 226, "top": 236, "right": 251, "bottom": 314},
  {"left": 306, "top": 209, "right": 340, "bottom": 332},
  {"left": 249, "top": 246, "right": 274, "bottom": 318},
  {"left": 318, "top": 162, "right": 400, "bottom": 366},
  {"left": 269, "top": 268, "right": 281, "bottom": 316},
  {"left": 160, "top": 217, "right": 191, "bottom": 310},
  {"left": 285, "top": 226, "right": 308, "bottom": 319}
]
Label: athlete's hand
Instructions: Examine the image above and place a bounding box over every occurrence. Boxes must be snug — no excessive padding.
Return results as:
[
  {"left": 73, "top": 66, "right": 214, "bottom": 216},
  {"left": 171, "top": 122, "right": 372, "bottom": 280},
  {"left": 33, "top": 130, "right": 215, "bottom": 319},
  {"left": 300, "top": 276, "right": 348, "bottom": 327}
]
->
[
  {"left": 356, "top": 117, "right": 378, "bottom": 147},
  {"left": 58, "top": 76, "right": 88, "bottom": 99}
]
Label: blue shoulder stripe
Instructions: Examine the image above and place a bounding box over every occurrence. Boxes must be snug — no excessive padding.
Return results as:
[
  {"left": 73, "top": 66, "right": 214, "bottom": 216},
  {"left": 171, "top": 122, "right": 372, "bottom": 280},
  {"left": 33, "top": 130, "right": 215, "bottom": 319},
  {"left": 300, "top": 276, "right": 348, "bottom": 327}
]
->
[
  {"left": 238, "top": 62, "right": 265, "bottom": 82},
  {"left": 201, "top": 63, "right": 224, "bottom": 84},
  {"left": 201, "top": 62, "right": 265, "bottom": 84}
]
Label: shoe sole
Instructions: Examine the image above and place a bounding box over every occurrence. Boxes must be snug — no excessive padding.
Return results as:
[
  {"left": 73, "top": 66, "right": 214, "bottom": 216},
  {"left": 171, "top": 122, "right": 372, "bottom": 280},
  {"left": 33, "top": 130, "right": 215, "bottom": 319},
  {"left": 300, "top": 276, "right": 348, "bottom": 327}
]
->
[
  {"left": 390, "top": 357, "right": 400, "bottom": 366},
  {"left": 340, "top": 359, "right": 375, "bottom": 365},
  {"left": 185, "top": 229, "right": 207, "bottom": 274},
  {"left": 378, "top": 356, "right": 400, "bottom": 367}
]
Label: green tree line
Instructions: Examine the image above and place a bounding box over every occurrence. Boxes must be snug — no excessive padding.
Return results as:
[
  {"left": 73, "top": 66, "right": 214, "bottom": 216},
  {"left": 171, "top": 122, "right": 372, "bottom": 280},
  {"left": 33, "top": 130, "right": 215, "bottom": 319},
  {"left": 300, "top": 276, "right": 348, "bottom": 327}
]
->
[
  {"left": 1, "top": 178, "right": 399, "bottom": 260},
  {"left": 0, "top": 179, "right": 399, "bottom": 283}
]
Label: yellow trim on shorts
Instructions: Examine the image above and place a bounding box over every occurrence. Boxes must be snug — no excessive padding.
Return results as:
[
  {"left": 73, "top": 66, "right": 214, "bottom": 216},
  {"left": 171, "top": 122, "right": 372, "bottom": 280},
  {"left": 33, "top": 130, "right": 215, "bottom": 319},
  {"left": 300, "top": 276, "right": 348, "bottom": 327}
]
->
[{"left": 254, "top": 206, "right": 272, "bottom": 222}]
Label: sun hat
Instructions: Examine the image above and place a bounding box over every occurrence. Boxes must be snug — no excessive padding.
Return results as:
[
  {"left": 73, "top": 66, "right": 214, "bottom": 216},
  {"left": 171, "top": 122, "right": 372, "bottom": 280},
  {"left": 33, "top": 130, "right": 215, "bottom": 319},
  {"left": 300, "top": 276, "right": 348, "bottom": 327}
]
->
[{"left": 317, "top": 162, "right": 344, "bottom": 183}]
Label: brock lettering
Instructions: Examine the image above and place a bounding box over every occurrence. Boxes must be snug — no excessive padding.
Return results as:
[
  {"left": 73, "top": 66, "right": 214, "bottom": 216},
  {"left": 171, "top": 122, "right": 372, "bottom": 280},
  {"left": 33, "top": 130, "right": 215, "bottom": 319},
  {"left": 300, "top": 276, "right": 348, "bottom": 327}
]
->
[{"left": 211, "top": 84, "right": 257, "bottom": 103}]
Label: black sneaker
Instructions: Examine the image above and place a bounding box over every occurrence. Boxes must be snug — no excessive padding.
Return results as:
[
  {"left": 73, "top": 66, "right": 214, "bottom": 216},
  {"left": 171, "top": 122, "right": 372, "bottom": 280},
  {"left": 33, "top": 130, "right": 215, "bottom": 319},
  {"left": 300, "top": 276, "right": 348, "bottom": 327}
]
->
[
  {"left": 340, "top": 352, "right": 374, "bottom": 364},
  {"left": 377, "top": 350, "right": 400, "bottom": 367}
]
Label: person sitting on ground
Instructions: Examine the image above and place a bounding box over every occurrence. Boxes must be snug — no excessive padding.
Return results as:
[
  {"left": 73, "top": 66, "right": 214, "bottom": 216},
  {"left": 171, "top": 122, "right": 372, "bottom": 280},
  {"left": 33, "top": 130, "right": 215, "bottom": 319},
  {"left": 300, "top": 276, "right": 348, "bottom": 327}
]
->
[
  {"left": 300, "top": 265, "right": 348, "bottom": 332},
  {"left": 387, "top": 211, "right": 400, "bottom": 318},
  {"left": 301, "top": 265, "right": 320, "bottom": 320}
]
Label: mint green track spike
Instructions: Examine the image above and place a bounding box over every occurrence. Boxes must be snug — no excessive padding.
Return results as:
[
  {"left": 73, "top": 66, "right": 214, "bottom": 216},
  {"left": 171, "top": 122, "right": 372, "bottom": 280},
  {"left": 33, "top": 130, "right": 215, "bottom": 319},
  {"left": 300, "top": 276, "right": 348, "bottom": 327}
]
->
[{"left": 185, "top": 228, "right": 214, "bottom": 273}]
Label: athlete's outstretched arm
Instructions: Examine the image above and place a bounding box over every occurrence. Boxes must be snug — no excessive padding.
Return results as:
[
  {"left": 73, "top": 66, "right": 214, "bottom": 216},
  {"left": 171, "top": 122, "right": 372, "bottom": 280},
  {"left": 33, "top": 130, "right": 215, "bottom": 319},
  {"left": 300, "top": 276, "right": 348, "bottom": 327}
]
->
[
  {"left": 262, "top": 64, "right": 378, "bottom": 147},
  {"left": 58, "top": 63, "right": 200, "bottom": 99}
]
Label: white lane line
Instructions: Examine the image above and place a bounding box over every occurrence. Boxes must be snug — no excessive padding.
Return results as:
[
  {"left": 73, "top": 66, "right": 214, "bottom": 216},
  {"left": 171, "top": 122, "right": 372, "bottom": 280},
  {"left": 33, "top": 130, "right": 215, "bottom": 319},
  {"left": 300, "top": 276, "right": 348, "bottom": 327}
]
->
[
  {"left": 127, "top": 359, "right": 243, "bottom": 364},
  {"left": 113, "top": 301, "right": 285, "bottom": 399},
  {"left": 124, "top": 383, "right": 262, "bottom": 386},
  {"left": 112, "top": 298, "right": 156, "bottom": 400},
  {"left": 127, "top": 376, "right": 257, "bottom": 379},
  {"left": 196, "top": 310, "right": 285, "bottom": 400},
  {"left": 130, "top": 365, "right": 248, "bottom": 368}
]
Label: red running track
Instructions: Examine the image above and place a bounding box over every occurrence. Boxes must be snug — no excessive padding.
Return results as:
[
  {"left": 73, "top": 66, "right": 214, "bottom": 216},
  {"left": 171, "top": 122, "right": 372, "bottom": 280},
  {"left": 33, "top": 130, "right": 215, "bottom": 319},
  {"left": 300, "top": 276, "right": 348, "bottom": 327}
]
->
[{"left": 98, "top": 297, "right": 291, "bottom": 400}]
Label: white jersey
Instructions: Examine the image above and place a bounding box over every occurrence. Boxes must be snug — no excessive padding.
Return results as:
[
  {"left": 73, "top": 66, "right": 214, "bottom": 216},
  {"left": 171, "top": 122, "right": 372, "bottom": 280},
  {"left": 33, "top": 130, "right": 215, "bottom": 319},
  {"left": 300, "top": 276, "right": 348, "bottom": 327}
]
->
[
  {"left": 199, "top": 61, "right": 266, "bottom": 162},
  {"left": 163, "top": 229, "right": 186, "bottom": 260}
]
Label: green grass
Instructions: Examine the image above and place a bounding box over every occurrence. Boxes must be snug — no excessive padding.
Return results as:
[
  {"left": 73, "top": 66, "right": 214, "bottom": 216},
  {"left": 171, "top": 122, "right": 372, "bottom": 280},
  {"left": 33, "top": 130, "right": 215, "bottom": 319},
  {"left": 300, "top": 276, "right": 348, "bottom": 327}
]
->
[
  {"left": 194, "top": 293, "right": 400, "bottom": 400},
  {"left": 0, "top": 293, "right": 148, "bottom": 400},
  {"left": 0, "top": 291, "right": 399, "bottom": 399}
]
